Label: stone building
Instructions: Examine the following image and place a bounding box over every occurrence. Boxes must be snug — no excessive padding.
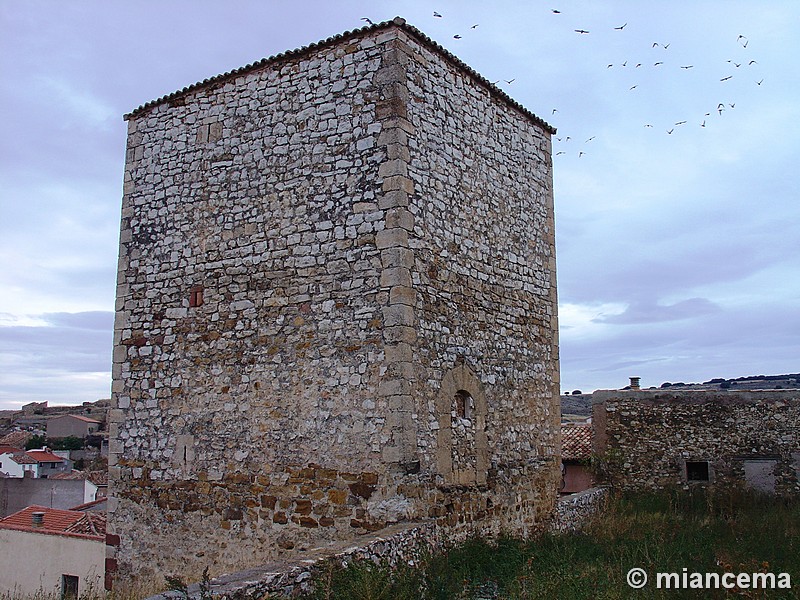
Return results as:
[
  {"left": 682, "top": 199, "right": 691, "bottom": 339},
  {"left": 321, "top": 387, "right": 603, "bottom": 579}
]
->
[
  {"left": 109, "top": 18, "right": 560, "bottom": 584},
  {"left": 593, "top": 389, "right": 800, "bottom": 494},
  {"left": 46, "top": 414, "right": 102, "bottom": 439}
]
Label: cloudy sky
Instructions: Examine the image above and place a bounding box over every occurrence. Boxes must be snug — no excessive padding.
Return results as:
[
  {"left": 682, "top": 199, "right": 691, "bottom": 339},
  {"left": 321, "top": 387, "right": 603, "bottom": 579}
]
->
[{"left": 1, "top": 1, "right": 797, "bottom": 409}]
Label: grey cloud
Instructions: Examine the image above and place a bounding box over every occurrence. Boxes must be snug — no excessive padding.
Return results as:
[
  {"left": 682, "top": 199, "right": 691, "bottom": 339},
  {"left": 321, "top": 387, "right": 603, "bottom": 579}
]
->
[
  {"left": 0, "top": 311, "right": 113, "bottom": 374},
  {"left": 599, "top": 297, "right": 721, "bottom": 324},
  {"left": 560, "top": 301, "right": 800, "bottom": 392},
  {"left": 40, "top": 311, "right": 114, "bottom": 331}
]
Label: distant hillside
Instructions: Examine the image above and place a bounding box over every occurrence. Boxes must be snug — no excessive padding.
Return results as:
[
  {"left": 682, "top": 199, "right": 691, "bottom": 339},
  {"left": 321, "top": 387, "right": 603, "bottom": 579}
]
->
[
  {"left": 658, "top": 373, "right": 800, "bottom": 391},
  {"left": 561, "top": 374, "right": 799, "bottom": 417}
]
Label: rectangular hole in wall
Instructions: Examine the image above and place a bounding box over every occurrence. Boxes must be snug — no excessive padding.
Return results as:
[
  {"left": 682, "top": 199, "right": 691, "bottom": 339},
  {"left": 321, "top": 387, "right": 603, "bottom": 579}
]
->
[
  {"left": 61, "top": 574, "right": 79, "bottom": 600},
  {"left": 189, "top": 285, "right": 204, "bottom": 308},
  {"left": 686, "top": 461, "right": 710, "bottom": 482}
]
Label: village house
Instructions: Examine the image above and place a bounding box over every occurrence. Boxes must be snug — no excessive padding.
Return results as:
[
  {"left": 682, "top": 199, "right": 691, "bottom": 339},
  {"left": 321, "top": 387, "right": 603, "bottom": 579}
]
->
[
  {"left": 0, "top": 446, "right": 38, "bottom": 478},
  {"left": 0, "top": 505, "right": 106, "bottom": 597},
  {"left": 0, "top": 447, "right": 70, "bottom": 479},
  {"left": 46, "top": 414, "right": 102, "bottom": 439},
  {"left": 593, "top": 389, "right": 800, "bottom": 494},
  {"left": 27, "top": 448, "right": 71, "bottom": 478},
  {"left": 560, "top": 423, "right": 594, "bottom": 494}
]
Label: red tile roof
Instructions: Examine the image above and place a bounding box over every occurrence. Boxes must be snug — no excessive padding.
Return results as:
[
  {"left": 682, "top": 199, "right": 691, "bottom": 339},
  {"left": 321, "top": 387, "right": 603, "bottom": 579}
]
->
[
  {"left": 69, "top": 497, "right": 108, "bottom": 512},
  {"left": 65, "top": 512, "right": 106, "bottom": 537},
  {"left": 0, "top": 431, "right": 31, "bottom": 448},
  {"left": 87, "top": 470, "right": 108, "bottom": 486},
  {"left": 0, "top": 506, "right": 104, "bottom": 540},
  {"left": 26, "top": 450, "right": 65, "bottom": 463},
  {"left": 561, "top": 423, "right": 594, "bottom": 461},
  {"left": 51, "top": 414, "right": 101, "bottom": 424},
  {"left": 6, "top": 451, "right": 37, "bottom": 465},
  {"left": 50, "top": 470, "right": 85, "bottom": 480},
  {"left": 1, "top": 505, "right": 82, "bottom": 532},
  {"left": 0, "top": 445, "right": 23, "bottom": 455}
]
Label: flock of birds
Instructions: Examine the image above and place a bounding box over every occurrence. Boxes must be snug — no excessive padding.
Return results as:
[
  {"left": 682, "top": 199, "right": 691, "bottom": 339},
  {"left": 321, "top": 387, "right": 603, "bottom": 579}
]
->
[{"left": 360, "top": 9, "right": 766, "bottom": 160}]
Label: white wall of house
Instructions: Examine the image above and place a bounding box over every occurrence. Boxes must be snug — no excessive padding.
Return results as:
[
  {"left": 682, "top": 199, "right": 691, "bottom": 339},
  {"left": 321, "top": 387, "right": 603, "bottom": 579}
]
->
[
  {"left": 0, "top": 452, "right": 23, "bottom": 477},
  {"left": 0, "top": 453, "right": 38, "bottom": 478},
  {"left": 0, "top": 528, "right": 104, "bottom": 596},
  {"left": 84, "top": 479, "right": 99, "bottom": 504}
]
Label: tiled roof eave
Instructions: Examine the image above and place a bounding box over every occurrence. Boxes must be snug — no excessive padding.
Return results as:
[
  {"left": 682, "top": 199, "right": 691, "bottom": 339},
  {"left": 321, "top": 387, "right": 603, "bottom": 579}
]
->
[
  {"left": 0, "top": 523, "right": 104, "bottom": 542},
  {"left": 124, "top": 17, "right": 555, "bottom": 135}
]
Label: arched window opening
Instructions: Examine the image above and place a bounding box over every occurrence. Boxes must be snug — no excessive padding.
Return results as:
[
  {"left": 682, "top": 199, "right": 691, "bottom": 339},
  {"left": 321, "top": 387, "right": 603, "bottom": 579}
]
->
[
  {"left": 436, "top": 365, "right": 489, "bottom": 486},
  {"left": 453, "top": 389, "right": 474, "bottom": 421}
]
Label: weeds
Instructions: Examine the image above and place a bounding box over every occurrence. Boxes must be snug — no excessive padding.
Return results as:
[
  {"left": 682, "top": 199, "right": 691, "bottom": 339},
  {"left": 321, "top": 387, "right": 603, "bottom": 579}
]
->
[{"left": 304, "top": 488, "right": 799, "bottom": 600}]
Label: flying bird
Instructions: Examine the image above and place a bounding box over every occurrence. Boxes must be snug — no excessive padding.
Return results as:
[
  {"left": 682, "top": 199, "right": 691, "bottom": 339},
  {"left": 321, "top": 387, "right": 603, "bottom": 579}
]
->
[
  {"left": 585, "top": 136, "right": 595, "bottom": 143},
  {"left": 556, "top": 151, "right": 566, "bottom": 155},
  {"left": 720, "top": 75, "right": 732, "bottom": 81},
  {"left": 652, "top": 42, "right": 660, "bottom": 47},
  {"left": 552, "top": 9, "right": 562, "bottom": 14},
  {"left": 733, "top": 62, "right": 742, "bottom": 68},
  {"left": 635, "top": 63, "right": 642, "bottom": 68},
  {"left": 663, "top": 43, "right": 670, "bottom": 49},
  {"left": 505, "top": 78, "right": 516, "bottom": 84},
  {"left": 729, "top": 103, "right": 735, "bottom": 108},
  {"left": 433, "top": 11, "right": 442, "bottom": 17},
  {"left": 756, "top": 78, "right": 764, "bottom": 85},
  {"left": 675, "top": 121, "right": 686, "bottom": 126},
  {"left": 361, "top": 17, "right": 374, "bottom": 25},
  {"left": 667, "top": 129, "right": 674, "bottom": 134},
  {"left": 654, "top": 62, "right": 663, "bottom": 66},
  {"left": 607, "top": 64, "right": 613, "bottom": 68},
  {"left": 717, "top": 103, "right": 725, "bottom": 114},
  {"left": 644, "top": 124, "right": 653, "bottom": 128},
  {"left": 629, "top": 85, "right": 638, "bottom": 90},
  {"left": 453, "top": 34, "right": 462, "bottom": 39},
  {"left": 701, "top": 120, "right": 706, "bottom": 127},
  {"left": 575, "top": 29, "right": 590, "bottom": 34},
  {"left": 621, "top": 61, "right": 627, "bottom": 67},
  {"left": 552, "top": 108, "right": 558, "bottom": 114},
  {"left": 681, "top": 65, "right": 693, "bottom": 69},
  {"left": 615, "top": 23, "right": 627, "bottom": 30},
  {"left": 579, "top": 151, "right": 585, "bottom": 157},
  {"left": 749, "top": 60, "right": 757, "bottom": 65}
]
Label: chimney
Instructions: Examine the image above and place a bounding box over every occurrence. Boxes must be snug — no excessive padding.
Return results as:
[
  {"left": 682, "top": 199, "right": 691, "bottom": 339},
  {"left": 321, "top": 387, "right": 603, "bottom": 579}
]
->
[
  {"left": 629, "top": 377, "right": 641, "bottom": 391},
  {"left": 31, "top": 511, "right": 45, "bottom": 528}
]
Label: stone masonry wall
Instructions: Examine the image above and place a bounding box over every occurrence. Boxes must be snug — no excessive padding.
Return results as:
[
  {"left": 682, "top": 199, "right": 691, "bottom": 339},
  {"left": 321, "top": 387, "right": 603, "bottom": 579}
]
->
[
  {"left": 109, "top": 19, "right": 558, "bottom": 586},
  {"left": 400, "top": 28, "right": 560, "bottom": 533},
  {"left": 593, "top": 390, "right": 800, "bottom": 494}
]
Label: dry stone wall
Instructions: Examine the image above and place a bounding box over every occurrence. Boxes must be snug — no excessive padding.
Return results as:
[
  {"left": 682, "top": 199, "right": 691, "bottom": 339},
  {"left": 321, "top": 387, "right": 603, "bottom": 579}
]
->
[
  {"left": 593, "top": 390, "right": 800, "bottom": 494},
  {"left": 109, "top": 19, "right": 558, "bottom": 586}
]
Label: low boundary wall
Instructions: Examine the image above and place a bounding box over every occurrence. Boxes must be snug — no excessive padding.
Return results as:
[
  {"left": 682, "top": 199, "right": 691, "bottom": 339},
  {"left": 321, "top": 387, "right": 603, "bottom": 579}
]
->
[{"left": 550, "top": 487, "right": 609, "bottom": 534}]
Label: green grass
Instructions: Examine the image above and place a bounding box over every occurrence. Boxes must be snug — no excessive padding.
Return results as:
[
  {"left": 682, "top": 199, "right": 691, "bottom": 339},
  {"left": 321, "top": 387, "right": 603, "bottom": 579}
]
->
[{"left": 304, "top": 487, "right": 800, "bottom": 599}]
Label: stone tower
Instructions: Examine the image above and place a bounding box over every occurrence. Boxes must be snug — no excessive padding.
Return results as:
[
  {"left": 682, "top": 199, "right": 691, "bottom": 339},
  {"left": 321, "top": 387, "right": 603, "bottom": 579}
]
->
[{"left": 108, "top": 17, "right": 560, "bottom": 583}]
